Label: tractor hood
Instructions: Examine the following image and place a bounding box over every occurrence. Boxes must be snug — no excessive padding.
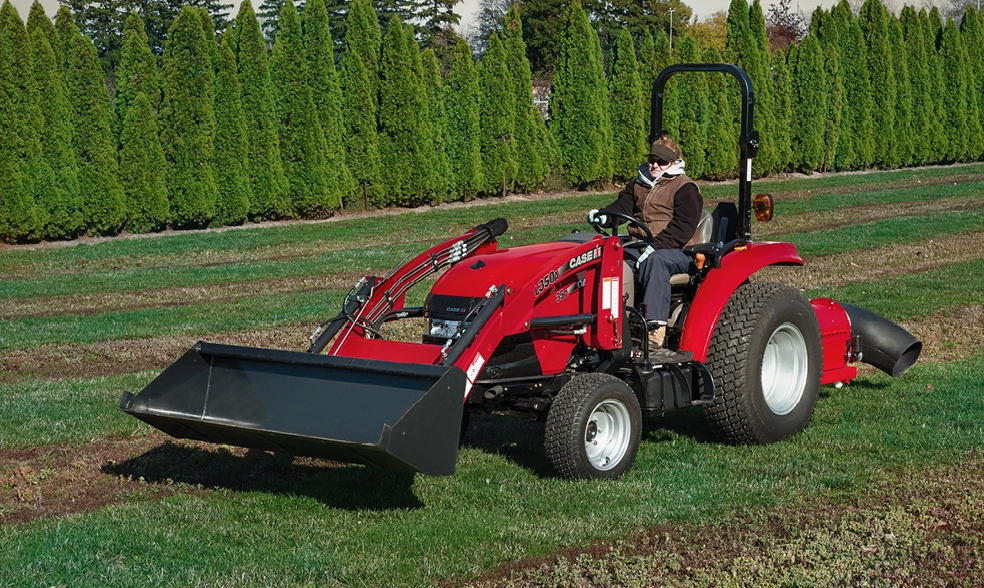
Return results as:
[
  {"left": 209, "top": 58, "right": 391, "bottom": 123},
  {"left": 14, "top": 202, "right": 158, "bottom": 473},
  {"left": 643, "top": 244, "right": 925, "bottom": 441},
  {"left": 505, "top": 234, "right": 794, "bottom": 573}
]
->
[{"left": 429, "top": 236, "right": 604, "bottom": 299}]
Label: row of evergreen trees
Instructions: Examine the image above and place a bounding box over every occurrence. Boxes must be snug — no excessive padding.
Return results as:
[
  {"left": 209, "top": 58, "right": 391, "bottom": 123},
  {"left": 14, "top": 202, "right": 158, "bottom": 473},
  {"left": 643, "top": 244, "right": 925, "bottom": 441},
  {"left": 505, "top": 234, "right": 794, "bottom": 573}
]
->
[
  {"left": 591, "top": 0, "right": 984, "bottom": 181},
  {"left": 3, "top": 0, "right": 984, "bottom": 243}
]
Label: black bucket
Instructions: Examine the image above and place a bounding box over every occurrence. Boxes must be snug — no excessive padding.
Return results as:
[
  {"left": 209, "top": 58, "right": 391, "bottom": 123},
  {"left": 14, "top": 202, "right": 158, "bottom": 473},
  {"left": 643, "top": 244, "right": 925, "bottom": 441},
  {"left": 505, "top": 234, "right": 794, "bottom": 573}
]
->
[{"left": 120, "top": 342, "right": 466, "bottom": 476}]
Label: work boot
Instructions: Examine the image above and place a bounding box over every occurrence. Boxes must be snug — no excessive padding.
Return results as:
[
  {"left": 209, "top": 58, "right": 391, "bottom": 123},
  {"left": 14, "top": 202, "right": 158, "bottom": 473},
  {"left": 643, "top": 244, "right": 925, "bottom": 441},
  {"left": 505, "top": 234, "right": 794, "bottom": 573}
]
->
[{"left": 648, "top": 325, "right": 666, "bottom": 349}]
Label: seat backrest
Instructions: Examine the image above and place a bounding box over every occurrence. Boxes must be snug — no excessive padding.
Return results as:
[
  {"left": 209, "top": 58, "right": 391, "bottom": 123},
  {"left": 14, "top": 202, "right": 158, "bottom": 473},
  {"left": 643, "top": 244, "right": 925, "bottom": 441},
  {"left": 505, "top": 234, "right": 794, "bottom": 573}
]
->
[
  {"left": 692, "top": 209, "right": 713, "bottom": 244},
  {"left": 711, "top": 202, "right": 738, "bottom": 245}
]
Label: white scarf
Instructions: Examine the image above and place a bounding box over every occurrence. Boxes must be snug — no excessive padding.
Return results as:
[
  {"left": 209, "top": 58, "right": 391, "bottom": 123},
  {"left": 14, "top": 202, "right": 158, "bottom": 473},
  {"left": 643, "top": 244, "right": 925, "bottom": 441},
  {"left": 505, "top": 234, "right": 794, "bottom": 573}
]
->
[{"left": 636, "top": 159, "right": 686, "bottom": 188}]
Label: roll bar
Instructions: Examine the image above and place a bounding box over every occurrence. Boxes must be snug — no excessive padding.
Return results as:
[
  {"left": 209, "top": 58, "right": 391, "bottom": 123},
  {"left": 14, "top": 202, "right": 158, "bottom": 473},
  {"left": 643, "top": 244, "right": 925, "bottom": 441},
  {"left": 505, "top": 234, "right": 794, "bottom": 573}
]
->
[{"left": 650, "top": 64, "right": 759, "bottom": 242}]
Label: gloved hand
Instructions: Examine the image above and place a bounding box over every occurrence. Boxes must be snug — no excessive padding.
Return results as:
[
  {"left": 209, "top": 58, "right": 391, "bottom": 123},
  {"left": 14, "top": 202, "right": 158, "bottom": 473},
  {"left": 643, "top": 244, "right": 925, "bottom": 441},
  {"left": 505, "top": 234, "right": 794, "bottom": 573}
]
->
[
  {"left": 586, "top": 209, "right": 609, "bottom": 228},
  {"left": 636, "top": 245, "right": 655, "bottom": 269}
]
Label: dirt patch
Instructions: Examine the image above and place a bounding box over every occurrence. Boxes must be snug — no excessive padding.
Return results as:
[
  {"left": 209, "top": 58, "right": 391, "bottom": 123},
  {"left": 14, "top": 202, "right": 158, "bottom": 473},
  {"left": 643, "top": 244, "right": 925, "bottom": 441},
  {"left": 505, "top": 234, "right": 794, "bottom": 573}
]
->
[
  {"left": 0, "top": 324, "right": 316, "bottom": 384},
  {"left": 756, "top": 231, "right": 984, "bottom": 290},
  {"left": 0, "top": 433, "right": 345, "bottom": 525},
  {"left": 1, "top": 272, "right": 367, "bottom": 320},
  {"left": 458, "top": 451, "right": 984, "bottom": 587},
  {"left": 758, "top": 195, "right": 983, "bottom": 237},
  {"left": 900, "top": 304, "right": 984, "bottom": 363}
]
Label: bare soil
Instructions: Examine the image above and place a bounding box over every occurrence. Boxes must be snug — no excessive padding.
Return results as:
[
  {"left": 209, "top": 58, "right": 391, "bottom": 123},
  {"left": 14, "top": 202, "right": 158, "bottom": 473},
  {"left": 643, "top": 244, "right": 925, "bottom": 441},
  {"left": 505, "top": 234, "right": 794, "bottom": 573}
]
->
[
  {"left": 0, "top": 433, "right": 344, "bottom": 525},
  {"left": 457, "top": 452, "right": 984, "bottom": 587}
]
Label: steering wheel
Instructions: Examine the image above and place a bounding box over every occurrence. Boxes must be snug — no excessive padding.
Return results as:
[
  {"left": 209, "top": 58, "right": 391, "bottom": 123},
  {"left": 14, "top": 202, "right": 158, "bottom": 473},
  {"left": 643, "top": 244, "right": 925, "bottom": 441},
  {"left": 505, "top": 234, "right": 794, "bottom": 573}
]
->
[{"left": 590, "top": 209, "right": 653, "bottom": 249}]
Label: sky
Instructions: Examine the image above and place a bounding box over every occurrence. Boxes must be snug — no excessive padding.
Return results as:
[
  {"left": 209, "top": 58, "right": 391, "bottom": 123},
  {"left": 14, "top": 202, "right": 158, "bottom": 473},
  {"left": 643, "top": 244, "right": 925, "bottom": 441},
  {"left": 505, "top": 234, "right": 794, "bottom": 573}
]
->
[{"left": 10, "top": 0, "right": 846, "bottom": 32}]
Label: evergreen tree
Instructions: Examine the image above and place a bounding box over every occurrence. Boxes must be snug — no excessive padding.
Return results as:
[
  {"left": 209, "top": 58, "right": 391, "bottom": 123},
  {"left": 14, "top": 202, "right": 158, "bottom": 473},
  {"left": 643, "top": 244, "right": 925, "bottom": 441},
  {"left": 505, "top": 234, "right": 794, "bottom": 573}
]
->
[
  {"left": 409, "top": 30, "right": 442, "bottom": 203},
  {"left": 549, "top": 0, "right": 609, "bottom": 187},
  {"left": 725, "top": 0, "right": 757, "bottom": 71},
  {"left": 961, "top": 7, "right": 984, "bottom": 118},
  {"left": 589, "top": 22, "right": 613, "bottom": 183},
  {"left": 608, "top": 27, "right": 647, "bottom": 182},
  {"left": 703, "top": 46, "right": 736, "bottom": 179},
  {"left": 940, "top": 19, "right": 970, "bottom": 162},
  {"left": 771, "top": 47, "right": 793, "bottom": 172},
  {"left": 503, "top": 4, "right": 547, "bottom": 193},
  {"left": 119, "top": 92, "right": 169, "bottom": 232},
  {"left": 961, "top": 8, "right": 984, "bottom": 160},
  {"left": 422, "top": 48, "right": 455, "bottom": 202},
  {"left": 26, "top": 1, "right": 62, "bottom": 73},
  {"left": 63, "top": 15, "right": 126, "bottom": 234},
  {"left": 161, "top": 5, "right": 217, "bottom": 227},
  {"left": 835, "top": 18, "right": 875, "bottom": 171},
  {"left": 522, "top": 0, "right": 566, "bottom": 75},
  {"left": 30, "top": 26, "right": 85, "bottom": 238},
  {"left": 378, "top": 17, "right": 433, "bottom": 206},
  {"left": 347, "top": 0, "right": 382, "bottom": 99},
  {"left": 235, "top": 0, "right": 289, "bottom": 219},
  {"left": 444, "top": 37, "right": 484, "bottom": 201},
  {"left": 637, "top": 28, "right": 656, "bottom": 89},
  {"left": 820, "top": 41, "right": 842, "bottom": 173},
  {"left": 900, "top": 6, "right": 933, "bottom": 165},
  {"left": 888, "top": 16, "right": 914, "bottom": 166},
  {"left": 0, "top": 0, "right": 47, "bottom": 241},
  {"left": 789, "top": 35, "right": 825, "bottom": 173},
  {"left": 859, "top": 0, "right": 898, "bottom": 168},
  {"left": 674, "top": 34, "right": 708, "bottom": 179},
  {"left": 272, "top": 0, "right": 333, "bottom": 216},
  {"left": 54, "top": 7, "right": 75, "bottom": 71},
  {"left": 921, "top": 9, "right": 948, "bottom": 163},
  {"left": 115, "top": 11, "right": 162, "bottom": 137},
  {"left": 341, "top": 22, "right": 381, "bottom": 209},
  {"left": 213, "top": 32, "right": 251, "bottom": 225},
  {"left": 197, "top": 8, "right": 220, "bottom": 73},
  {"left": 304, "top": 0, "right": 356, "bottom": 205},
  {"left": 748, "top": 0, "right": 777, "bottom": 175},
  {"left": 478, "top": 33, "right": 516, "bottom": 196},
  {"left": 929, "top": 7, "right": 944, "bottom": 47}
]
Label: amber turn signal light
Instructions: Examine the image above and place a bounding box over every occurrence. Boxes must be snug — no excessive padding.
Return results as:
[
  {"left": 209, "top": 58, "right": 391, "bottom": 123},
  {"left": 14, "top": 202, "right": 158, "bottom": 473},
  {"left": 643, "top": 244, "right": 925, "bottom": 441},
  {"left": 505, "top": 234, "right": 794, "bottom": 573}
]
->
[{"left": 754, "top": 193, "right": 774, "bottom": 222}]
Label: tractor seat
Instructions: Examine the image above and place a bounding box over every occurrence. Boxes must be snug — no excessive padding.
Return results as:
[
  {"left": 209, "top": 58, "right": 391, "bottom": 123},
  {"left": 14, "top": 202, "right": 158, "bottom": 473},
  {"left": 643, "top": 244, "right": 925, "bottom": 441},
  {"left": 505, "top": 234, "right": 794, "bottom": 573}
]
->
[{"left": 669, "top": 209, "right": 714, "bottom": 285}]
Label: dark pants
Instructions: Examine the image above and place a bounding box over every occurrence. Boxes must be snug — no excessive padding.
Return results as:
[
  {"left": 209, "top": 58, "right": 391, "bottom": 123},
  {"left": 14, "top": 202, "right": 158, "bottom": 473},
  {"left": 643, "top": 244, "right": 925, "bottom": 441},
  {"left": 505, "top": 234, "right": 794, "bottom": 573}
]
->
[{"left": 624, "top": 247, "right": 691, "bottom": 322}]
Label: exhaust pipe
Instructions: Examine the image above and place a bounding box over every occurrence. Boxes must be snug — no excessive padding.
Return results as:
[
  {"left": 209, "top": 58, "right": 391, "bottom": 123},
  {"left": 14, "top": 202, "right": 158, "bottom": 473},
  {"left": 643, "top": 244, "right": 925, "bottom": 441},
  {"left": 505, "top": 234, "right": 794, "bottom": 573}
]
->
[{"left": 842, "top": 304, "right": 922, "bottom": 378}]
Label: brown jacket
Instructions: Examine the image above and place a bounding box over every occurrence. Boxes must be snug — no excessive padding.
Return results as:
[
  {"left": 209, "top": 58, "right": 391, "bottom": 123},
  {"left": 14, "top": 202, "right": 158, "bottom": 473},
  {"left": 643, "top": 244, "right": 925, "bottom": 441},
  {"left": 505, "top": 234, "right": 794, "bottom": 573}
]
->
[{"left": 603, "top": 172, "right": 703, "bottom": 249}]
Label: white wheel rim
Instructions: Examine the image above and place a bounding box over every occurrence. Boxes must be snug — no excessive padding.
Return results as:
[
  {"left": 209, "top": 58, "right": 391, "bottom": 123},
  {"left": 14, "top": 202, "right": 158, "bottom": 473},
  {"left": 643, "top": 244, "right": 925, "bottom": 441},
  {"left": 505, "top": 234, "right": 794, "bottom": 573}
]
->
[
  {"left": 760, "top": 322, "right": 809, "bottom": 415},
  {"left": 584, "top": 399, "right": 631, "bottom": 471}
]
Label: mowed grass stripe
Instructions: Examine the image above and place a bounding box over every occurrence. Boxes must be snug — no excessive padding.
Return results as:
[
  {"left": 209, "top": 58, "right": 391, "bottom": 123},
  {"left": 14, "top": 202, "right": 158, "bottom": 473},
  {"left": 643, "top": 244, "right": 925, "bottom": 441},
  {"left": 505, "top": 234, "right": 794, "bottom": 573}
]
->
[
  {"left": 1, "top": 272, "right": 367, "bottom": 320},
  {"left": 774, "top": 206, "right": 984, "bottom": 257},
  {"left": 2, "top": 163, "right": 982, "bottom": 278},
  {"left": 0, "top": 196, "right": 613, "bottom": 277},
  {"left": 2, "top": 252, "right": 979, "bottom": 355},
  {"left": 0, "top": 221, "right": 591, "bottom": 301},
  {"left": 0, "top": 288, "right": 343, "bottom": 352},
  {"left": 807, "top": 258, "right": 984, "bottom": 320},
  {"left": 3, "top": 199, "right": 980, "bottom": 303}
]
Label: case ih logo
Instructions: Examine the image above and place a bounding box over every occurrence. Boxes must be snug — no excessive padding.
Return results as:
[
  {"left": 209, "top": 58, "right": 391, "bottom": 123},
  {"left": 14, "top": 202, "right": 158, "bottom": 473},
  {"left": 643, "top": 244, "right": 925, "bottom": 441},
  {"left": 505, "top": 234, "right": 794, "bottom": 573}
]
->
[{"left": 568, "top": 246, "right": 602, "bottom": 270}]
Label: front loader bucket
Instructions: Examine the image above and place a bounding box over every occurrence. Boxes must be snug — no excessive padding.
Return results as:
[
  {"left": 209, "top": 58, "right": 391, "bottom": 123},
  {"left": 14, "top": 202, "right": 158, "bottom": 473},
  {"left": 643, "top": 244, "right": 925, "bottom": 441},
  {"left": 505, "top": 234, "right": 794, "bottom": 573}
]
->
[{"left": 120, "top": 342, "right": 466, "bottom": 476}]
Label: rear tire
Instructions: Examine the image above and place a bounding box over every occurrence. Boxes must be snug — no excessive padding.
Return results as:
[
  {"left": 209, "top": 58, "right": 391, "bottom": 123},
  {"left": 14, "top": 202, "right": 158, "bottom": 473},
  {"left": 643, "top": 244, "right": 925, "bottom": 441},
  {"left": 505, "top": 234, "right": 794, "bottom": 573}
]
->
[
  {"left": 545, "top": 373, "right": 642, "bottom": 480},
  {"left": 703, "top": 283, "right": 822, "bottom": 444}
]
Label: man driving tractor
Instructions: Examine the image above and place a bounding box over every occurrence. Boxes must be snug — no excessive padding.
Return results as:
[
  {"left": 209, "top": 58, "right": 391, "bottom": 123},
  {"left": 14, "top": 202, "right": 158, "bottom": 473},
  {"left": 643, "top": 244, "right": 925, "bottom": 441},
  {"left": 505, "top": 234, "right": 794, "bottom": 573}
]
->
[{"left": 588, "top": 135, "right": 704, "bottom": 348}]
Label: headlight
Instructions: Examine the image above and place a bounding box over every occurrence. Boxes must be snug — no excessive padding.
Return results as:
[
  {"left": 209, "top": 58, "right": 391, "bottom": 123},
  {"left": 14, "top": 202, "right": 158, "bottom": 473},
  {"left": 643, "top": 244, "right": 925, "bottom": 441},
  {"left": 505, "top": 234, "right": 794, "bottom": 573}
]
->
[{"left": 428, "top": 318, "right": 462, "bottom": 339}]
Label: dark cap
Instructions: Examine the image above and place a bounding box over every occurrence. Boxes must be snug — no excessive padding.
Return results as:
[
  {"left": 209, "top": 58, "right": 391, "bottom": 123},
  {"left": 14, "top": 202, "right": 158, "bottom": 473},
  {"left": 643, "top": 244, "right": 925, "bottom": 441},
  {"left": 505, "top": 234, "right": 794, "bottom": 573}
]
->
[{"left": 648, "top": 143, "right": 677, "bottom": 164}]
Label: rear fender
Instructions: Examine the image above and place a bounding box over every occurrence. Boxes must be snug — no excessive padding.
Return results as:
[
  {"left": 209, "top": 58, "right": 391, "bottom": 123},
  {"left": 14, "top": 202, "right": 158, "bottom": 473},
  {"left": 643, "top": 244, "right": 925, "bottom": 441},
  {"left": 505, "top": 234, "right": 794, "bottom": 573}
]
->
[{"left": 679, "top": 242, "right": 803, "bottom": 362}]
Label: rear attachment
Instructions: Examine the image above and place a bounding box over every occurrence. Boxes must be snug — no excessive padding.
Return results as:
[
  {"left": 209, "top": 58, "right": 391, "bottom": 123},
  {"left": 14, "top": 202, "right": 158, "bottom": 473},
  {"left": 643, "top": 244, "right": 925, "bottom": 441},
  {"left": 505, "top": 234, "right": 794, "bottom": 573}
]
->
[{"left": 120, "top": 342, "right": 466, "bottom": 475}]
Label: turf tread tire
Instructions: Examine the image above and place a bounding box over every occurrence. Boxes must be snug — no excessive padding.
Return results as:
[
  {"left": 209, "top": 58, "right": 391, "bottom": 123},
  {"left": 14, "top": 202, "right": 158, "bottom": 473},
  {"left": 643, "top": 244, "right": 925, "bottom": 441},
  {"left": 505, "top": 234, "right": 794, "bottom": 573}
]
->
[
  {"left": 703, "top": 282, "right": 822, "bottom": 445},
  {"left": 544, "top": 373, "right": 642, "bottom": 480}
]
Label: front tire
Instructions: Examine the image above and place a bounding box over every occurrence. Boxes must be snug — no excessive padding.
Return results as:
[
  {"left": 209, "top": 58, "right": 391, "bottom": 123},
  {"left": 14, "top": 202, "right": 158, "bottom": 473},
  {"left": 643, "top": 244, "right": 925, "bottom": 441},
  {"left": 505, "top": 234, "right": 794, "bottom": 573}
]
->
[
  {"left": 703, "top": 283, "right": 822, "bottom": 444},
  {"left": 545, "top": 373, "right": 642, "bottom": 480}
]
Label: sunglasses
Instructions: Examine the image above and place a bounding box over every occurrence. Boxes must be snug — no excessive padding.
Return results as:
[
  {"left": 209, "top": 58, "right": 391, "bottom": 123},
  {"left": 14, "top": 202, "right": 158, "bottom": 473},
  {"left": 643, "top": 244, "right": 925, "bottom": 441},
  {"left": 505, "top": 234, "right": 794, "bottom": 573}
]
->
[{"left": 647, "top": 156, "right": 670, "bottom": 165}]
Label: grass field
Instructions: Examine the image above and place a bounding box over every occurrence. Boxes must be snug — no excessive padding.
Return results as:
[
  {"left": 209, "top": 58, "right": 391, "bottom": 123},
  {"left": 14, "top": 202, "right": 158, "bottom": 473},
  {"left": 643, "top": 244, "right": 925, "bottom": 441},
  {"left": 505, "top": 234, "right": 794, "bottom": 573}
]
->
[{"left": 1, "top": 165, "right": 983, "bottom": 586}]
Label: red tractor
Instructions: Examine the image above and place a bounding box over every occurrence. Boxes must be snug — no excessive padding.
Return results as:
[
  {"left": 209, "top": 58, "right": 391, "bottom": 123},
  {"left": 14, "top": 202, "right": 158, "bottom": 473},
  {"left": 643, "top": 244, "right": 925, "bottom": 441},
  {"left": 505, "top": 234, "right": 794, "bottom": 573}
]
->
[{"left": 121, "top": 65, "right": 921, "bottom": 480}]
